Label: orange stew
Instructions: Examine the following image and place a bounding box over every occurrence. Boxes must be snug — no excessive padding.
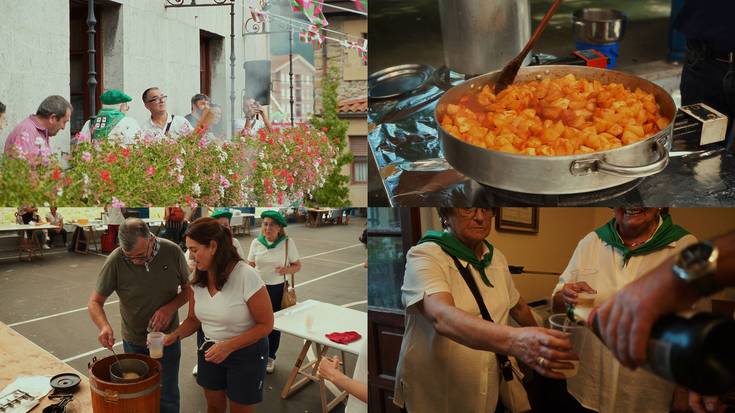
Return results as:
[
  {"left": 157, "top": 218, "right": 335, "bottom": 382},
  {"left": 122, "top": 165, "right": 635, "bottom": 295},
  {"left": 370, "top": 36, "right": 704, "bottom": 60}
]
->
[{"left": 439, "top": 74, "right": 670, "bottom": 156}]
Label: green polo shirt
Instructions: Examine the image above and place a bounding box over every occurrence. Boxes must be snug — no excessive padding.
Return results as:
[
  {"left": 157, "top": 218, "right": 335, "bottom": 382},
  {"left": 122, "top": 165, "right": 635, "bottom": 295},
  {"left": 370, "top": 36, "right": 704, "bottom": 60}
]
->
[{"left": 96, "top": 238, "right": 190, "bottom": 346}]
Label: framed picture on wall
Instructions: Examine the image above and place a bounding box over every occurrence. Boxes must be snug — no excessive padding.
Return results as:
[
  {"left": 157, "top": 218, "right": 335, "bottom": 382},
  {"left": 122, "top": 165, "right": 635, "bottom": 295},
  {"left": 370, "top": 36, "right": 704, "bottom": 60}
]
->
[{"left": 496, "top": 207, "right": 539, "bottom": 234}]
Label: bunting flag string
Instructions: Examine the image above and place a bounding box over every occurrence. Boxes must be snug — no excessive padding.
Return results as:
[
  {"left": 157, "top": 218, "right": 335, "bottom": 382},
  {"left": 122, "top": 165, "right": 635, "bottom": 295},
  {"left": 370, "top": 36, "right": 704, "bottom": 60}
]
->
[
  {"left": 250, "top": 5, "right": 367, "bottom": 60},
  {"left": 291, "top": 0, "right": 329, "bottom": 27},
  {"left": 353, "top": 0, "right": 367, "bottom": 12}
]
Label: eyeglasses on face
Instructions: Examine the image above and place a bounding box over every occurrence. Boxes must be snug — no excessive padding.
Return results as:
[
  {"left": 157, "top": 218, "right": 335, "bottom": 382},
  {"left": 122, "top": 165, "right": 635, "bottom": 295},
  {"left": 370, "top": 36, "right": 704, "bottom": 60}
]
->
[
  {"left": 122, "top": 238, "right": 153, "bottom": 263},
  {"left": 146, "top": 94, "right": 167, "bottom": 104},
  {"left": 456, "top": 208, "right": 495, "bottom": 217}
]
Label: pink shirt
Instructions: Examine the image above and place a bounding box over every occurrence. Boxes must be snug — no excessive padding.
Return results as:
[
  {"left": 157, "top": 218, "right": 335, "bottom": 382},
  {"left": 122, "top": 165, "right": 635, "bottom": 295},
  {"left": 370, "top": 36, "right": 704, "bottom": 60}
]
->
[{"left": 3, "top": 115, "right": 51, "bottom": 162}]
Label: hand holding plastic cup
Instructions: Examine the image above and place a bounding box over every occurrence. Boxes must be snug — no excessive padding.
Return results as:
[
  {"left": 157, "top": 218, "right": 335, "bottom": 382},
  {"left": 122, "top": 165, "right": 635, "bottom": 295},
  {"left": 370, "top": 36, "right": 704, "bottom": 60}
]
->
[
  {"left": 548, "top": 313, "right": 587, "bottom": 378},
  {"left": 147, "top": 332, "right": 165, "bottom": 359}
]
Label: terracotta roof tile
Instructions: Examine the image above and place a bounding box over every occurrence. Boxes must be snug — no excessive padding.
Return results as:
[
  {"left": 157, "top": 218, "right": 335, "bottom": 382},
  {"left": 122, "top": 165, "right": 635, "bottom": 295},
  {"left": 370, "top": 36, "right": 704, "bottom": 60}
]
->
[{"left": 338, "top": 97, "right": 367, "bottom": 114}]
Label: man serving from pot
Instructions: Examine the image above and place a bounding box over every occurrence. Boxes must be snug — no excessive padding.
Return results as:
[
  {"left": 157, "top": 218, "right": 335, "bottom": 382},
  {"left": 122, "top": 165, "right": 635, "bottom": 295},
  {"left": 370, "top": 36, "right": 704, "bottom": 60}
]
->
[{"left": 87, "top": 218, "right": 191, "bottom": 413}]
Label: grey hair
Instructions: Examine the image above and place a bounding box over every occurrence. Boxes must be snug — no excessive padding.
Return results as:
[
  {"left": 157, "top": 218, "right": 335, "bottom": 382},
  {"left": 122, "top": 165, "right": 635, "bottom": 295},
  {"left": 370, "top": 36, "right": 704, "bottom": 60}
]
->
[
  {"left": 36, "top": 95, "right": 72, "bottom": 119},
  {"left": 118, "top": 218, "right": 152, "bottom": 252}
]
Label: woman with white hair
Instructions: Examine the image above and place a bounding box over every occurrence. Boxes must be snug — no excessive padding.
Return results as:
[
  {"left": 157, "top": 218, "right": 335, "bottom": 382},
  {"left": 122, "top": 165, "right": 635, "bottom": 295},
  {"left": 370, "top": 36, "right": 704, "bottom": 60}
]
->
[{"left": 80, "top": 89, "right": 140, "bottom": 144}]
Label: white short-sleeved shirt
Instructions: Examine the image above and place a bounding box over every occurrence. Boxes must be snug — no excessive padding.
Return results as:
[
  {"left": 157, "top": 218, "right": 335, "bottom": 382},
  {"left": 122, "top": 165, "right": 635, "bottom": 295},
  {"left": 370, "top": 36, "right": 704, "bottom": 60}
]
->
[
  {"left": 81, "top": 116, "right": 141, "bottom": 145},
  {"left": 45, "top": 212, "right": 63, "bottom": 225},
  {"left": 552, "top": 231, "right": 698, "bottom": 413},
  {"left": 248, "top": 238, "right": 300, "bottom": 285},
  {"left": 345, "top": 338, "right": 368, "bottom": 413},
  {"left": 193, "top": 261, "right": 265, "bottom": 341},
  {"left": 234, "top": 117, "right": 265, "bottom": 136},
  {"left": 394, "top": 242, "right": 521, "bottom": 413},
  {"left": 141, "top": 114, "right": 192, "bottom": 141}
]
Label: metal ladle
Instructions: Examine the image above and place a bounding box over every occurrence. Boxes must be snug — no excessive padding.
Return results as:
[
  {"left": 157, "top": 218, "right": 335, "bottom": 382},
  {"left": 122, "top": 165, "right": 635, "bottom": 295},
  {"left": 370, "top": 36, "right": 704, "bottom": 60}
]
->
[{"left": 110, "top": 346, "right": 122, "bottom": 369}]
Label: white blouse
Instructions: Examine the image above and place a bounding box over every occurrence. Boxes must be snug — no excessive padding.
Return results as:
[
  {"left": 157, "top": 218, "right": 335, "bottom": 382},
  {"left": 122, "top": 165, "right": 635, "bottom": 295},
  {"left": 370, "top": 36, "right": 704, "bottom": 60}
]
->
[
  {"left": 248, "top": 238, "right": 300, "bottom": 285},
  {"left": 552, "top": 231, "right": 698, "bottom": 413},
  {"left": 394, "top": 242, "right": 521, "bottom": 413},
  {"left": 193, "top": 261, "right": 265, "bottom": 341}
]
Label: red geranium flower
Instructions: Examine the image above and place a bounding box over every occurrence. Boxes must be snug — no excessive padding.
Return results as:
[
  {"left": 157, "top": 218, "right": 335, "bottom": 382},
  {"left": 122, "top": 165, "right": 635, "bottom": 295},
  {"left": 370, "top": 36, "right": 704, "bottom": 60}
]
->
[
  {"left": 101, "top": 170, "right": 112, "bottom": 182},
  {"left": 52, "top": 168, "right": 62, "bottom": 180},
  {"left": 121, "top": 147, "right": 130, "bottom": 158},
  {"left": 107, "top": 152, "right": 118, "bottom": 164}
]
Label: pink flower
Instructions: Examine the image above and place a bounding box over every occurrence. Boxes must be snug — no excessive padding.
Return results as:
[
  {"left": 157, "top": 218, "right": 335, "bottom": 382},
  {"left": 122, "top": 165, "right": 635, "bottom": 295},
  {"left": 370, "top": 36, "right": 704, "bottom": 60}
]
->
[
  {"left": 146, "top": 166, "right": 156, "bottom": 177},
  {"left": 82, "top": 151, "right": 92, "bottom": 162},
  {"left": 111, "top": 196, "right": 125, "bottom": 208},
  {"left": 76, "top": 132, "right": 91, "bottom": 143},
  {"left": 219, "top": 175, "right": 231, "bottom": 189},
  {"left": 177, "top": 174, "right": 184, "bottom": 184},
  {"left": 277, "top": 191, "right": 285, "bottom": 205}
]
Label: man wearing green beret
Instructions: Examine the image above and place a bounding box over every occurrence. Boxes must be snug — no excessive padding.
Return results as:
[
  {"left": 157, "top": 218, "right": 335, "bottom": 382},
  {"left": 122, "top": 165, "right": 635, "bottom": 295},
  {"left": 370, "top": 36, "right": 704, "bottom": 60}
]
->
[{"left": 80, "top": 89, "right": 140, "bottom": 144}]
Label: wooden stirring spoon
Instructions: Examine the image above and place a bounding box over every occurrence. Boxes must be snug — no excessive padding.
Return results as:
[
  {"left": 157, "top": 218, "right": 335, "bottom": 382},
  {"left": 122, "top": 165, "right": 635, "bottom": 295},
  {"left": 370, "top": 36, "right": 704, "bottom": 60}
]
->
[{"left": 494, "top": 0, "right": 563, "bottom": 93}]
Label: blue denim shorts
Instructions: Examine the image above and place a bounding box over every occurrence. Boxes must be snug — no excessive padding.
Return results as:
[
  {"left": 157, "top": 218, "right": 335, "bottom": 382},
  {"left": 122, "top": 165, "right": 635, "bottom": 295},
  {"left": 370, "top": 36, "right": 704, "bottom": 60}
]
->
[{"left": 196, "top": 329, "right": 269, "bottom": 405}]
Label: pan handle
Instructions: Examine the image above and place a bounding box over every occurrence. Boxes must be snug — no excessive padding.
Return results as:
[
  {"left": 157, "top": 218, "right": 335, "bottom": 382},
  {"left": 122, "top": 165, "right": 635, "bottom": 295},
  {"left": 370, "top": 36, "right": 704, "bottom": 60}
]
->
[{"left": 570, "top": 140, "right": 669, "bottom": 178}]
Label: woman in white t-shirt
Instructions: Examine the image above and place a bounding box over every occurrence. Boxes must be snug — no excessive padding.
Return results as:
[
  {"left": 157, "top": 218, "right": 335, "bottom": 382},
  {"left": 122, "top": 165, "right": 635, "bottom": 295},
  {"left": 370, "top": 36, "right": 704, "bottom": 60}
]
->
[
  {"left": 247, "top": 210, "right": 301, "bottom": 374},
  {"left": 164, "top": 217, "right": 273, "bottom": 413}
]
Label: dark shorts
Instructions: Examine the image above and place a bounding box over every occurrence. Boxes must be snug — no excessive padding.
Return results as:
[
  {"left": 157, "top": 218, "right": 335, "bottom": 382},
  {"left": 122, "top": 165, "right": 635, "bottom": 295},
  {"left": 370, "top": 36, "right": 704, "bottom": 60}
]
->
[{"left": 196, "top": 329, "right": 269, "bottom": 405}]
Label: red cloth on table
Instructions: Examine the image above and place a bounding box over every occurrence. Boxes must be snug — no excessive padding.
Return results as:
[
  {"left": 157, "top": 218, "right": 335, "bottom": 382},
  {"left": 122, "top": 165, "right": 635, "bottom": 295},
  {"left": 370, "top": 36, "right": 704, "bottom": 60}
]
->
[{"left": 325, "top": 331, "right": 362, "bottom": 344}]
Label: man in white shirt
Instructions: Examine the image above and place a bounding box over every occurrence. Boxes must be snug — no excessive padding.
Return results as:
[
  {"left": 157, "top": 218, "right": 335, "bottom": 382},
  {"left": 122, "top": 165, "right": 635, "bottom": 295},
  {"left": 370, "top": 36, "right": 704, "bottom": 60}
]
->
[
  {"left": 45, "top": 206, "right": 67, "bottom": 247},
  {"left": 140, "top": 87, "right": 193, "bottom": 141}
]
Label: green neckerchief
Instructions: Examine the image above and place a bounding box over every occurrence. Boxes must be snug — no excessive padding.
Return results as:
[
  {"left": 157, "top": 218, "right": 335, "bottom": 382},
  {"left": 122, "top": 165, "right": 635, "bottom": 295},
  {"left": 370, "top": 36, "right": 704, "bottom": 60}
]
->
[
  {"left": 594, "top": 214, "right": 690, "bottom": 265},
  {"left": 258, "top": 234, "right": 287, "bottom": 249},
  {"left": 91, "top": 108, "right": 126, "bottom": 140},
  {"left": 418, "top": 230, "right": 495, "bottom": 287}
]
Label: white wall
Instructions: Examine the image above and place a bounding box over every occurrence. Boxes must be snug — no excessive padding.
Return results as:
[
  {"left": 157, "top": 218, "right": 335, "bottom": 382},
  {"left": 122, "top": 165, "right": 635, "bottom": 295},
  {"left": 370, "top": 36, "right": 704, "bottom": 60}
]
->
[
  {"left": 0, "top": 0, "right": 71, "bottom": 156},
  {"left": 0, "top": 0, "right": 270, "bottom": 152}
]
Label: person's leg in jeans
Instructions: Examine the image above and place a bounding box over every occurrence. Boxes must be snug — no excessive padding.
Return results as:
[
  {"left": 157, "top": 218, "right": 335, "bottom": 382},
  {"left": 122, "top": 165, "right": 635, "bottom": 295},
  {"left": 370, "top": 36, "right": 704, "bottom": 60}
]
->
[
  {"left": 265, "top": 283, "right": 284, "bottom": 360},
  {"left": 123, "top": 340, "right": 181, "bottom": 413},
  {"left": 47, "top": 230, "right": 57, "bottom": 247}
]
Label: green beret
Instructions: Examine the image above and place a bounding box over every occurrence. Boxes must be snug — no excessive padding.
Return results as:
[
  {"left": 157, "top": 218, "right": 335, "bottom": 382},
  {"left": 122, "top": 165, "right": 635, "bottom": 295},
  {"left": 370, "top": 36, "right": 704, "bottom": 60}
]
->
[
  {"left": 261, "top": 210, "right": 287, "bottom": 227},
  {"left": 211, "top": 210, "right": 233, "bottom": 220},
  {"left": 100, "top": 89, "right": 132, "bottom": 105}
]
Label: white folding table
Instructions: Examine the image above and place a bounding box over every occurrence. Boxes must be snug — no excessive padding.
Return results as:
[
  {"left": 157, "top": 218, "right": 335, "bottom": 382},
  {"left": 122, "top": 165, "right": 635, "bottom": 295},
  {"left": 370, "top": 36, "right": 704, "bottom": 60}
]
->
[{"left": 274, "top": 299, "right": 367, "bottom": 412}]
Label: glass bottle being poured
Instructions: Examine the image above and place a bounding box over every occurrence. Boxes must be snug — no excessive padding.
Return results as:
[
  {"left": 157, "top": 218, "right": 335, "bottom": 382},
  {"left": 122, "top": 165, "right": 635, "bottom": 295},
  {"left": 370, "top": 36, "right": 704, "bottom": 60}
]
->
[{"left": 566, "top": 303, "right": 735, "bottom": 395}]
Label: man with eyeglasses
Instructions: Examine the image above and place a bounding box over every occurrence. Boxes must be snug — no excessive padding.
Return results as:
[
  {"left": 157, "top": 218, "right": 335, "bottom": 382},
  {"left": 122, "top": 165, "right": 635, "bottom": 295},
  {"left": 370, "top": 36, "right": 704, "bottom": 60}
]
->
[
  {"left": 140, "top": 87, "right": 193, "bottom": 140},
  {"left": 88, "top": 218, "right": 191, "bottom": 413}
]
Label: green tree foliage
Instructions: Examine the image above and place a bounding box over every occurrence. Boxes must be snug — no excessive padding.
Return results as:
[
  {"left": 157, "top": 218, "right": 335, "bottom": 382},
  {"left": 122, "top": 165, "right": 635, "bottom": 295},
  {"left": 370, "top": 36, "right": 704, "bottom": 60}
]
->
[{"left": 308, "top": 65, "right": 353, "bottom": 207}]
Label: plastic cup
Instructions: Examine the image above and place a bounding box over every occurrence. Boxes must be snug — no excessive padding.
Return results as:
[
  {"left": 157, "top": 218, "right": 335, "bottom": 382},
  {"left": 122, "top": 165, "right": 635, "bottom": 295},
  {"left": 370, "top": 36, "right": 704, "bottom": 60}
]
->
[
  {"left": 548, "top": 313, "right": 586, "bottom": 378},
  {"left": 576, "top": 292, "right": 597, "bottom": 307},
  {"left": 305, "top": 314, "right": 314, "bottom": 334},
  {"left": 147, "top": 332, "right": 164, "bottom": 359}
]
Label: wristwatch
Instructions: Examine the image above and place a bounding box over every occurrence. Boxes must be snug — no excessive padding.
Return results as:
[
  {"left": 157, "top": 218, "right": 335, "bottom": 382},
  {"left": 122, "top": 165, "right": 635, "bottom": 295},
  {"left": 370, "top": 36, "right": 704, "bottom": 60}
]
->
[{"left": 672, "top": 241, "right": 721, "bottom": 296}]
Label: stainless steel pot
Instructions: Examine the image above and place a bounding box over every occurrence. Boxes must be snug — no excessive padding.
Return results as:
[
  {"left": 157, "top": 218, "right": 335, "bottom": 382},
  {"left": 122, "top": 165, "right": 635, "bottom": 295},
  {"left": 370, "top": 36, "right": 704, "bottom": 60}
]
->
[
  {"left": 573, "top": 8, "right": 627, "bottom": 44},
  {"left": 435, "top": 65, "right": 676, "bottom": 194},
  {"left": 110, "top": 358, "right": 150, "bottom": 383},
  {"left": 438, "top": 0, "right": 531, "bottom": 75}
]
